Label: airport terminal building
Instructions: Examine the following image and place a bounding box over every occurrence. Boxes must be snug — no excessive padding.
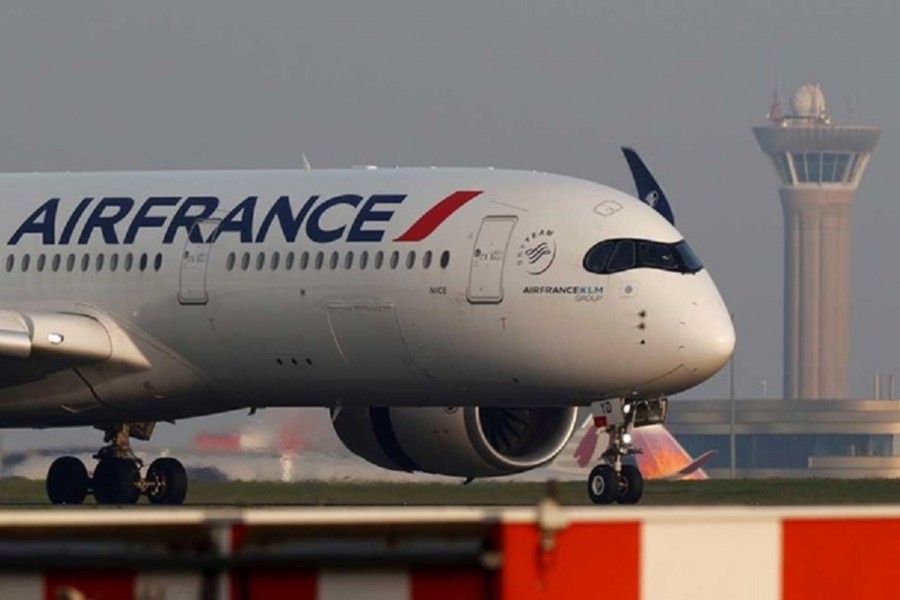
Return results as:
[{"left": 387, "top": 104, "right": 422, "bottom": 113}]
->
[{"left": 669, "top": 398, "right": 900, "bottom": 478}]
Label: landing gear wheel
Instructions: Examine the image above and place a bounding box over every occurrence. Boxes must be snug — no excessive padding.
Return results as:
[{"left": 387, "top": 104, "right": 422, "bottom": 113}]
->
[
  {"left": 587, "top": 464, "right": 618, "bottom": 505},
  {"left": 616, "top": 464, "right": 644, "bottom": 505},
  {"left": 93, "top": 458, "right": 140, "bottom": 505},
  {"left": 146, "top": 458, "right": 188, "bottom": 505},
  {"left": 46, "top": 456, "right": 89, "bottom": 505}
]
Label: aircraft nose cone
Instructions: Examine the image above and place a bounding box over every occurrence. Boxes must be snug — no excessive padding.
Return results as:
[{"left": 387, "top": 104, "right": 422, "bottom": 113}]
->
[{"left": 679, "top": 294, "right": 735, "bottom": 383}]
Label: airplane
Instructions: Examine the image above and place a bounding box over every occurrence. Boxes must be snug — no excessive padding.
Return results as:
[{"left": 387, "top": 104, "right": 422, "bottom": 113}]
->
[
  {"left": 0, "top": 148, "right": 734, "bottom": 505},
  {"left": 562, "top": 419, "right": 716, "bottom": 481}
]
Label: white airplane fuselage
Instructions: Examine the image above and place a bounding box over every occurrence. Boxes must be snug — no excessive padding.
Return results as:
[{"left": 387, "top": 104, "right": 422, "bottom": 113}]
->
[{"left": 0, "top": 167, "right": 733, "bottom": 429}]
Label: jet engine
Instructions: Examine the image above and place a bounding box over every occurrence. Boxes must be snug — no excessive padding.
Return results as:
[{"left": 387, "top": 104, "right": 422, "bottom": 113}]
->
[{"left": 331, "top": 406, "right": 578, "bottom": 478}]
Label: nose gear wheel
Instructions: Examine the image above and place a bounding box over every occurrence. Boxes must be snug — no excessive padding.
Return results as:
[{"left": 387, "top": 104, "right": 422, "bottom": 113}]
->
[{"left": 584, "top": 398, "right": 666, "bottom": 505}]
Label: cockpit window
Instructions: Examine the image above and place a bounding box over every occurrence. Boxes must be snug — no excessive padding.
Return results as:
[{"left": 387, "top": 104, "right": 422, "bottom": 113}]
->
[
  {"left": 583, "top": 238, "right": 703, "bottom": 275},
  {"left": 583, "top": 240, "right": 614, "bottom": 273},
  {"left": 674, "top": 240, "right": 703, "bottom": 272},
  {"left": 639, "top": 241, "right": 679, "bottom": 271},
  {"left": 606, "top": 240, "right": 636, "bottom": 273}
]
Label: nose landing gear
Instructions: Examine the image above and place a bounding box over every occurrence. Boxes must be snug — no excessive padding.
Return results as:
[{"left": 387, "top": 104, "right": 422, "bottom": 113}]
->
[
  {"left": 46, "top": 424, "right": 188, "bottom": 506},
  {"left": 585, "top": 397, "right": 666, "bottom": 505}
]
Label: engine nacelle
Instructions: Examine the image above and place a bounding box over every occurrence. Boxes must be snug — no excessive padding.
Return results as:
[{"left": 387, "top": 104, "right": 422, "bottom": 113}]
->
[{"left": 331, "top": 406, "right": 578, "bottom": 478}]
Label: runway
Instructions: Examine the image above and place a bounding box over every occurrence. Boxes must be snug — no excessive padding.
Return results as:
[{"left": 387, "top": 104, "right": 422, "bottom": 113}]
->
[{"left": 2, "top": 477, "right": 900, "bottom": 506}]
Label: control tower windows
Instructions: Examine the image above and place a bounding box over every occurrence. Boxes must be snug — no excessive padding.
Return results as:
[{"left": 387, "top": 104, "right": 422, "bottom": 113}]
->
[
  {"left": 775, "top": 154, "right": 793, "bottom": 185},
  {"left": 789, "top": 152, "right": 859, "bottom": 184},
  {"left": 792, "top": 153, "right": 808, "bottom": 182}
]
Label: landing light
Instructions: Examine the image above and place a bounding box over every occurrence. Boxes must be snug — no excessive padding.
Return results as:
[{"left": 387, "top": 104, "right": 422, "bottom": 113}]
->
[
  {"left": 48, "top": 333, "right": 64, "bottom": 345},
  {"left": 622, "top": 433, "right": 632, "bottom": 444}
]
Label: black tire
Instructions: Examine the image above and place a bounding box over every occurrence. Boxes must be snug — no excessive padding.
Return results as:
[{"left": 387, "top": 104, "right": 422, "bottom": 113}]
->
[
  {"left": 46, "top": 456, "right": 89, "bottom": 505},
  {"left": 616, "top": 464, "right": 644, "bottom": 505},
  {"left": 146, "top": 458, "right": 188, "bottom": 505},
  {"left": 587, "top": 464, "right": 618, "bottom": 505},
  {"left": 93, "top": 458, "right": 140, "bottom": 505}
]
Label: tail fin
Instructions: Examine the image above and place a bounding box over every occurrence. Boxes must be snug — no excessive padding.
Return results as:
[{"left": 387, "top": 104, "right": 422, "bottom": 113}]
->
[
  {"left": 662, "top": 450, "right": 717, "bottom": 480},
  {"left": 621, "top": 147, "right": 675, "bottom": 225}
]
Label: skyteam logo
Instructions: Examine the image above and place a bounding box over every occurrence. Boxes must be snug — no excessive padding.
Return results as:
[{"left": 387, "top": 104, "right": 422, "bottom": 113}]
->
[
  {"left": 517, "top": 230, "right": 556, "bottom": 275},
  {"left": 7, "top": 190, "right": 483, "bottom": 246}
]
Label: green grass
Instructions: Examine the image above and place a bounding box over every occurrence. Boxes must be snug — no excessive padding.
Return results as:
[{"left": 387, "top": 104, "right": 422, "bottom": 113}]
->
[{"left": 4, "top": 477, "right": 900, "bottom": 507}]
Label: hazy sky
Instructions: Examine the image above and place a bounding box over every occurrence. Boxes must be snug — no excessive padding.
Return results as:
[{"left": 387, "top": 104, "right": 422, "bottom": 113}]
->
[{"left": 1, "top": 1, "right": 898, "bottom": 449}]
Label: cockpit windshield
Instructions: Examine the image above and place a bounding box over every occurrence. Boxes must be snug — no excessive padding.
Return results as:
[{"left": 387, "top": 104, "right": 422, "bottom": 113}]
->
[{"left": 583, "top": 239, "right": 703, "bottom": 275}]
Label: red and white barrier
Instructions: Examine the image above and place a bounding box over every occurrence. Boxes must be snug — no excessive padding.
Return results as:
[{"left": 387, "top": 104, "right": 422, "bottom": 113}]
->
[
  {"left": 0, "top": 572, "right": 202, "bottom": 600},
  {"left": 0, "top": 570, "right": 484, "bottom": 600},
  {"left": 500, "top": 507, "right": 900, "bottom": 600},
  {"left": 0, "top": 506, "right": 897, "bottom": 599}
]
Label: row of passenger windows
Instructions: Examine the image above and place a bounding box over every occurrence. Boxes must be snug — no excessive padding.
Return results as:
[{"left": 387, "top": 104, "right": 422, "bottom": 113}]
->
[
  {"left": 1, "top": 249, "right": 455, "bottom": 275},
  {"left": 583, "top": 239, "right": 703, "bottom": 275},
  {"left": 4, "top": 252, "right": 163, "bottom": 274},
  {"left": 226, "top": 249, "right": 452, "bottom": 272}
]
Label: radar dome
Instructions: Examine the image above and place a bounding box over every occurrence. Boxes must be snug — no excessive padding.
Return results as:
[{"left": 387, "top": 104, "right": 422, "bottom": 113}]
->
[{"left": 791, "top": 83, "right": 827, "bottom": 119}]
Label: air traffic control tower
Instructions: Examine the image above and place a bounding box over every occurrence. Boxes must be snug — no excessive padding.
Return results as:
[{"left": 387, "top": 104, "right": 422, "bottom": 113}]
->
[{"left": 754, "top": 84, "right": 880, "bottom": 399}]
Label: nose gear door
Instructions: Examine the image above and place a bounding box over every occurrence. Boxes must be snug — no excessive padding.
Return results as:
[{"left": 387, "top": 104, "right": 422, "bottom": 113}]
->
[
  {"left": 467, "top": 216, "right": 517, "bottom": 304},
  {"left": 178, "top": 218, "right": 220, "bottom": 305}
]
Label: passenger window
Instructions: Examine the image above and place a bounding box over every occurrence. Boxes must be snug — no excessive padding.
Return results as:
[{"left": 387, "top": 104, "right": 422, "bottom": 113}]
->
[
  {"left": 52, "top": 254, "right": 61, "bottom": 272},
  {"left": 37, "top": 254, "right": 46, "bottom": 272},
  {"left": 256, "top": 252, "right": 265, "bottom": 271},
  {"left": 406, "top": 251, "right": 416, "bottom": 269},
  {"left": 139, "top": 253, "right": 148, "bottom": 272},
  {"left": 80, "top": 253, "right": 90, "bottom": 272},
  {"left": 606, "top": 241, "right": 636, "bottom": 273},
  {"left": 390, "top": 251, "right": 399, "bottom": 269},
  {"left": 583, "top": 241, "right": 614, "bottom": 274},
  {"left": 271, "top": 252, "right": 280, "bottom": 270},
  {"left": 440, "top": 250, "right": 450, "bottom": 269},
  {"left": 5, "top": 255, "right": 13, "bottom": 273},
  {"left": 301, "top": 251, "right": 310, "bottom": 270},
  {"left": 374, "top": 251, "right": 384, "bottom": 269},
  {"left": 315, "top": 251, "right": 324, "bottom": 270},
  {"left": 344, "top": 251, "right": 354, "bottom": 269},
  {"left": 96, "top": 253, "right": 105, "bottom": 271},
  {"left": 124, "top": 253, "right": 134, "bottom": 272},
  {"left": 110, "top": 254, "right": 119, "bottom": 272},
  {"left": 154, "top": 253, "right": 163, "bottom": 271},
  {"left": 66, "top": 254, "right": 75, "bottom": 272},
  {"left": 423, "top": 250, "right": 433, "bottom": 269},
  {"left": 329, "top": 251, "right": 339, "bottom": 269},
  {"left": 241, "top": 252, "right": 250, "bottom": 271},
  {"left": 21, "top": 254, "right": 30, "bottom": 272},
  {"left": 359, "top": 251, "right": 369, "bottom": 270},
  {"left": 285, "top": 251, "right": 295, "bottom": 270},
  {"left": 226, "top": 252, "right": 236, "bottom": 271}
]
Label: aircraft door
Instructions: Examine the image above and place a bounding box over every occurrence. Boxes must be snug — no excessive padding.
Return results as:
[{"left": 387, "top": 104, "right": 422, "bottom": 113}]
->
[
  {"left": 467, "top": 216, "right": 517, "bottom": 303},
  {"left": 178, "top": 219, "right": 220, "bottom": 305}
]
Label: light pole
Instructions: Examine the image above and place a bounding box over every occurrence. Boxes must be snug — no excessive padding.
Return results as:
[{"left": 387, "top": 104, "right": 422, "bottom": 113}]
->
[{"left": 729, "top": 313, "right": 736, "bottom": 479}]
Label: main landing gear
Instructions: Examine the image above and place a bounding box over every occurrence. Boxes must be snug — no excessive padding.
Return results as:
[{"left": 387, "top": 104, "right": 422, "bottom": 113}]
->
[
  {"left": 46, "top": 424, "right": 187, "bottom": 505},
  {"left": 585, "top": 397, "right": 667, "bottom": 505}
]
